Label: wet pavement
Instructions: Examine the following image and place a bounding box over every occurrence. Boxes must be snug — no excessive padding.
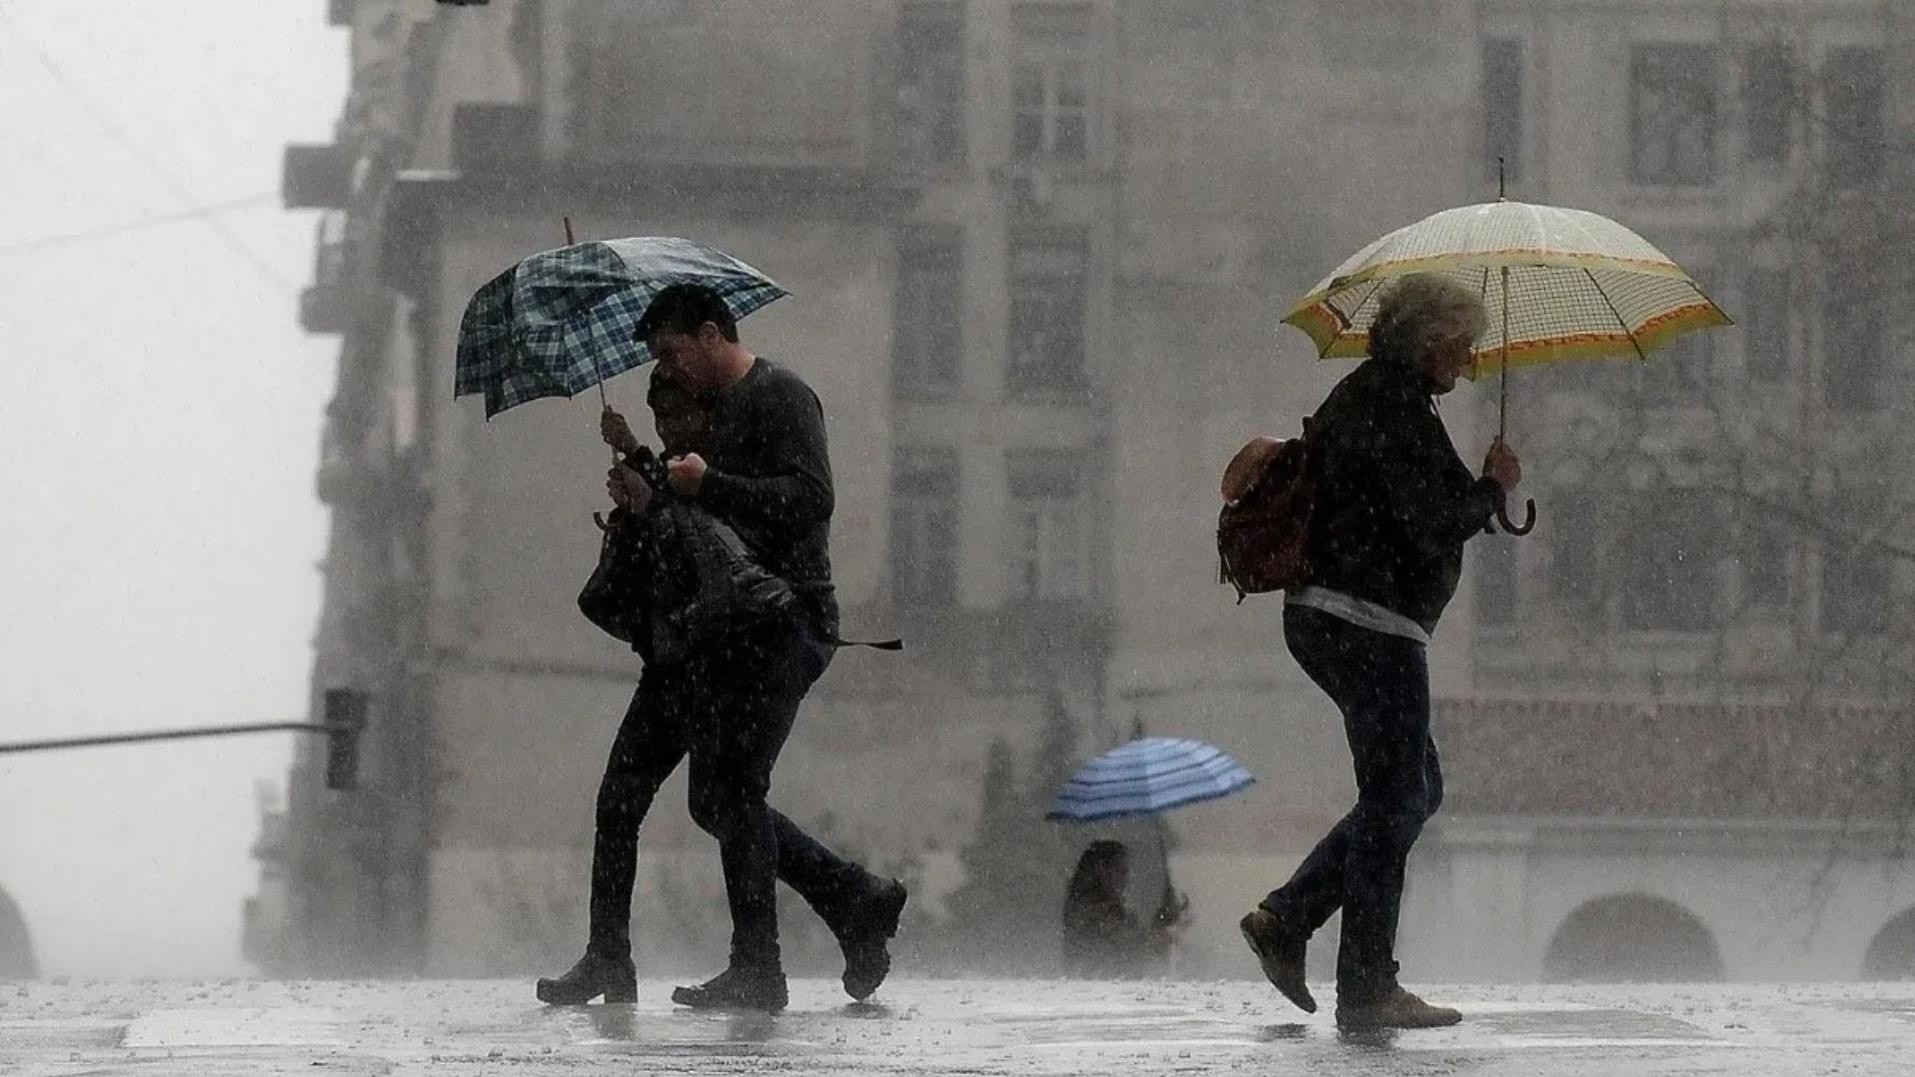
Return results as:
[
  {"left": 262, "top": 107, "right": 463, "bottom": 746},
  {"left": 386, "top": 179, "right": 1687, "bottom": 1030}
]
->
[{"left": 3, "top": 978, "right": 1913, "bottom": 1075}]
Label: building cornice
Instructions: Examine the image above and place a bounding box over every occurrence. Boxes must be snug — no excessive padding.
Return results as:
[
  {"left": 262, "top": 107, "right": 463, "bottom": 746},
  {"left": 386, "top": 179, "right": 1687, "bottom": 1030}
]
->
[{"left": 378, "top": 162, "right": 925, "bottom": 294}]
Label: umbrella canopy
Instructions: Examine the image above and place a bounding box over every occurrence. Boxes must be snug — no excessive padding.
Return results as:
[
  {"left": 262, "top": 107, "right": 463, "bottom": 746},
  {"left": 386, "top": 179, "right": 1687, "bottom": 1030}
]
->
[
  {"left": 1047, "top": 737, "right": 1256, "bottom": 824},
  {"left": 1283, "top": 200, "right": 1730, "bottom": 376},
  {"left": 455, "top": 236, "right": 788, "bottom": 418}
]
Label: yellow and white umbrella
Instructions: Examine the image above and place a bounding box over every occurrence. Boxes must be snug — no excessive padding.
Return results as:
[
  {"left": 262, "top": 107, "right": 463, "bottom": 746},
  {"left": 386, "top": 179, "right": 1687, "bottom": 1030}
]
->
[{"left": 1283, "top": 197, "right": 1731, "bottom": 533}]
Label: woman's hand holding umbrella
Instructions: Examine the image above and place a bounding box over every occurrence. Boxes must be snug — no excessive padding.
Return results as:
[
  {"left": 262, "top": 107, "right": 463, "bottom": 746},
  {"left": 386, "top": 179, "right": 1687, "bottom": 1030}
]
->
[
  {"left": 605, "top": 464, "right": 652, "bottom": 516},
  {"left": 1484, "top": 437, "right": 1522, "bottom": 500}
]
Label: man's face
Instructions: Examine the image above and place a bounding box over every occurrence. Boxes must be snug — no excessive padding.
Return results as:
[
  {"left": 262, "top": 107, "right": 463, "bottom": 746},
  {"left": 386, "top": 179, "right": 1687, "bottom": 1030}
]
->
[
  {"left": 646, "top": 325, "right": 722, "bottom": 391},
  {"left": 1418, "top": 331, "right": 1478, "bottom": 394}
]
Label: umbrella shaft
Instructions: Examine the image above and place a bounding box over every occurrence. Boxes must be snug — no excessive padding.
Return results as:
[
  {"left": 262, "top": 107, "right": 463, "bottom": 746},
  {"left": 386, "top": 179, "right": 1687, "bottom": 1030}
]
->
[{"left": 1498, "top": 267, "right": 1512, "bottom": 440}]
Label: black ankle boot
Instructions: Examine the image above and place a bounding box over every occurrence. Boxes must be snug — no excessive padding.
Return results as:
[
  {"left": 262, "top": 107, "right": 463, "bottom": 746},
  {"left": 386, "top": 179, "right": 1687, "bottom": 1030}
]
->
[
  {"left": 536, "top": 950, "right": 637, "bottom": 1005},
  {"left": 837, "top": 878, "right": 908, "bottom": 1000},
  {"left": 670, "top": 965, "right": 788, "bottom": 1012}
]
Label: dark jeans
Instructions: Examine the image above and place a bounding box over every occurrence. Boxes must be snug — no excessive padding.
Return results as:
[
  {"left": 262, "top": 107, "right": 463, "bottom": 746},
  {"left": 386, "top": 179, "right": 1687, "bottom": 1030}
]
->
[
  {"left": 1262, "top": 604, "right": 1443, "bottom": 1000},
  {"left": 587, "top": 617, "right": 875, "bottom": 970}
]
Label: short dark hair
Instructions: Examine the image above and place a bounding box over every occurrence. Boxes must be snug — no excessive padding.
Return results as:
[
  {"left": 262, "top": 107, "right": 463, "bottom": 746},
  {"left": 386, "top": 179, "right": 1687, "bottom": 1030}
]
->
[{"left": 637, "top": 283, "right": 739, "bottom": 343}]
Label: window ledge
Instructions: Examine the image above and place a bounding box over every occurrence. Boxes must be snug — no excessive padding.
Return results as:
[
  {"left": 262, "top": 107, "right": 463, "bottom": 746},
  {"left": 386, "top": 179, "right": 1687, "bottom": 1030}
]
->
[
  {"left": 1005, "top": 386, "right": 1096, "bottom": 405},
  {"left": 891, "top": 383, "right": 965, "bottom": 403}
]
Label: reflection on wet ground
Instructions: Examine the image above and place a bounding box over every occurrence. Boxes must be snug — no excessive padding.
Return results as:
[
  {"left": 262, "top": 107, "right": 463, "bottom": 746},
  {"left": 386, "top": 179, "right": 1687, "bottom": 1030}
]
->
[{"left": 6, "top": 978, "right": 1915, "bottom": 1075}]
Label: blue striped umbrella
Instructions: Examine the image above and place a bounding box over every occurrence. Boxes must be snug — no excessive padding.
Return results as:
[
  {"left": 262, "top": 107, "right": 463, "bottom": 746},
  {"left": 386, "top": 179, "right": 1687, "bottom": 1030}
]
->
[
  {"left": 455, "top": 235, "right": 788, "bottom": 418},
  {"left": 1046, "top": 737, "right": 1256, "bottom": 823}
]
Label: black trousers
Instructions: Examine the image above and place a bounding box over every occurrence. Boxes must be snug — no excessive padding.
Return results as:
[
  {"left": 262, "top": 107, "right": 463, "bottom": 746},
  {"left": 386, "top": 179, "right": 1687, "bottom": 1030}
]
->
[
  {"left": 587, "top": 618, "right": 875, "bottom": 969},
  {"left": 1261, "top": 604, "right": 1444, "bottom": 1000}
]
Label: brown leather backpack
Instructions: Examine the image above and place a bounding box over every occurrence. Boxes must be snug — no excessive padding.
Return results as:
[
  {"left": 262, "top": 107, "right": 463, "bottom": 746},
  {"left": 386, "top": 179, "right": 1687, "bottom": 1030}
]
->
[{"left": 1217, "top": 420, "right": 1315, "bottom": 600}]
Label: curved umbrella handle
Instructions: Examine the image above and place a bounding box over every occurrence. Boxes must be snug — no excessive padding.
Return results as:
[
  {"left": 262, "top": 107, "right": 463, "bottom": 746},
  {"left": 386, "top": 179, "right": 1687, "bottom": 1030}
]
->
[{"left": 1496, "top": 498, "right": 1537, "bottom": 537}]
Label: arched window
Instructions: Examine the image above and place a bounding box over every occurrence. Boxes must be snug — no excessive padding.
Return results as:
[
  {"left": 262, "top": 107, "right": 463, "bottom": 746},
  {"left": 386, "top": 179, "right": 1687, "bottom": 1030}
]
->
[
  {"left": 0, "top": 885, "right": 35, "bottom": 979},
  {"left": 1862, "top": 908, "right": 1915, "bottom": 981},
  {"left": 1543, "top": 893, "right": 1722, "bottom": 982}
]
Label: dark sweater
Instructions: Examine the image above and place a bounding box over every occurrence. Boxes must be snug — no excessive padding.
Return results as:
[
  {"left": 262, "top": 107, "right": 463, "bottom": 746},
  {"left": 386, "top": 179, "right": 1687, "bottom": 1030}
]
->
[
  {"left": 1302, "top": 357, "right": 1505, "bottom": 634},
  {"left": 693, "top": 357, "right": 839, "bottom": 634}
]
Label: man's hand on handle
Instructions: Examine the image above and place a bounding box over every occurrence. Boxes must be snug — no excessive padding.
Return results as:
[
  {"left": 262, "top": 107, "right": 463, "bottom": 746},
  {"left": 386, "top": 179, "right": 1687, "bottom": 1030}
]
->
[{"left": 1484, "top": 437, "right": 1522, "bottom": 493}]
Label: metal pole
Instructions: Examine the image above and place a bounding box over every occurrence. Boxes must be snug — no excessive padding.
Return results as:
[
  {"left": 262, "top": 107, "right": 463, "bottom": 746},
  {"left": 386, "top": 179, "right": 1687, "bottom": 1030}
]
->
[
  {"left": 1500, "top": 265, "right": 1512, "bottom": 441},
  {"left": 0, "top": 722, "right": 331, "bottom": 755},
  {"left": 564, "top": 216, "right": 612, "bottom": 414},
  {"left": 1496, "top": 157, "right": 1511, "bottom": 441}
]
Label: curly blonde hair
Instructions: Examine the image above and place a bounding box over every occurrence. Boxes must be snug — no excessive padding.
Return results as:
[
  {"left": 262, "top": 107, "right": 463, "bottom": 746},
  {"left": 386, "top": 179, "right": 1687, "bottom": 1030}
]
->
[{"left": 1367, "top": 273, "right": 1488, "bottom": 366}]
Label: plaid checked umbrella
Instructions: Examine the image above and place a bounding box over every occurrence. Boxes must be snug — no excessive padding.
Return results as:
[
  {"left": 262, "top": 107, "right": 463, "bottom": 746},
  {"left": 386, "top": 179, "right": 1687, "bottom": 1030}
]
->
[{"left": 455, "top": 235, "right": 788, "bottom": 418}]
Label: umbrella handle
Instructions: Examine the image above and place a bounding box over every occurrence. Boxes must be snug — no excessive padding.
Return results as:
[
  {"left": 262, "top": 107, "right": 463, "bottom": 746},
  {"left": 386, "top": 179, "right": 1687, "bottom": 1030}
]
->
[{"left": 1494, "top": 498, "right": 1537, "bottom": 536}]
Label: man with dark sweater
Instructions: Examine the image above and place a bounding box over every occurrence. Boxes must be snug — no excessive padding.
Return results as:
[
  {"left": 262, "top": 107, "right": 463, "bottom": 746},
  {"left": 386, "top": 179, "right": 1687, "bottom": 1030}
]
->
[
  {"left": 1240, "top": 273, "right": 1521, "bottom": 1031},
  {"left": 536, "top": 284, "right": 906, "bottom": 1012}
]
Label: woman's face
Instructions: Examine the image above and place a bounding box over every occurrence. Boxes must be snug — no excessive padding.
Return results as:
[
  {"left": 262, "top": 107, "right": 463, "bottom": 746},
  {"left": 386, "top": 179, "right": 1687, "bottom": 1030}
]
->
[
  {"left": 654, "top": 407, "right": 704, "bottom": 452},
  {"left": 1416, "top": 328, "right": 1479, "bottom": 394},
  {"left": 650, "top": 385, "right": 709, "bottom": 453}
]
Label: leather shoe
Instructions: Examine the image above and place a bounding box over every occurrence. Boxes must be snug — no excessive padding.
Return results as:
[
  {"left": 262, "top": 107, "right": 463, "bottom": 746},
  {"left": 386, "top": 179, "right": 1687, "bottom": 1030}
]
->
[
  {"left": 1335, "top": 986, "right": 1461, "bottom": 1030},
  {"left": 536, "top": 950, "right": 636, "bottom": 1005},
  {"left": 838, "top": 879, "right": 908, "bottom": 1000},
  {"left": 1240, "top": 908, "right": 1316, "bottom": 1014},
  {"left": 670, "top": 965, "right": 788, "bottom": 1012}
]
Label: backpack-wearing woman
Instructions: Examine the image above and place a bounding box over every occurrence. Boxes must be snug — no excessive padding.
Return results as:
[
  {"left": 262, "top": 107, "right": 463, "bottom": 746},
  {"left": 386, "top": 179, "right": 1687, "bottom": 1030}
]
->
[{"left": 1240, "top": 273, "right": 1522, "bottom": 1031}]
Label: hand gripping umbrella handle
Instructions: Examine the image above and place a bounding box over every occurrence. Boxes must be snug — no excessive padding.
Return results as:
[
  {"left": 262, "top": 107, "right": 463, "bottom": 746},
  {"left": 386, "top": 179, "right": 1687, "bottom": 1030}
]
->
[{"left": 1493, "top": 498, "right": 1537, "bottom": 536}]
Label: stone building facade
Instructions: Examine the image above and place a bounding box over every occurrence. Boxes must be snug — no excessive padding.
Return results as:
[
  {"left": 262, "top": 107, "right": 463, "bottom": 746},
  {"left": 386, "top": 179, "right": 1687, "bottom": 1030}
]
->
[{"left": 251, "top": 0, "right": 1915, "bottom": 981}]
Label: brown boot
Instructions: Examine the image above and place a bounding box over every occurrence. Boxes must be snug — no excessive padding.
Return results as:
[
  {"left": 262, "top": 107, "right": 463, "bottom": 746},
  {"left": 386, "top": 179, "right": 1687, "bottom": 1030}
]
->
[
  {"left": 1240, "top": 908, "right": 1316, "bottom": 1014},
  {"left": 1335, "top": 986, "right": 1461, "bottom": 1030}
]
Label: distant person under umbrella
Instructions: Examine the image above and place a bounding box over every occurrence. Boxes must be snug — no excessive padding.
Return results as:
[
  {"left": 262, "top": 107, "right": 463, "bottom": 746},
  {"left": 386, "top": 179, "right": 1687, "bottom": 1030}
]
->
[
  {"left": 1240, "top": 273, "right": 1521, "bottom": 1031},
  {"left": 1062, "top": 840, "right": 1184, "bottom": 978}
]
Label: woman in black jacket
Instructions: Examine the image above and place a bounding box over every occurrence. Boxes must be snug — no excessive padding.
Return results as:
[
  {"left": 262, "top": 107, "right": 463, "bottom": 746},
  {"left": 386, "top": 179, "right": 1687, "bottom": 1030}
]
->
[{"left": 1240, "top": 273, "right": 1521, "bottom": 1031}]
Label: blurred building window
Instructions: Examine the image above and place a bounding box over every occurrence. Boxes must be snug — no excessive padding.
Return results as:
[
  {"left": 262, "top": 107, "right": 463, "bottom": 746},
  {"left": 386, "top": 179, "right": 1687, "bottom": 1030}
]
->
[
  {"left": 1008, "top": 228, "right": 1090, "bottom": 393},
  {"left": 1549, "top": 488, "right": 1608, "bottom": 620},
  {"left": 1741, "top": 267, "right": 1791, "bottom": 383},
  {"left": 1622, "top": 488, "right": 1722, "bottom": 631},
  {"left": 1742, "top": 41, "right": 1795, "bottom": 167},
  {"left": 1637, "top": 271, "right": 1715, "bottom": 404},
  {"left": 1011, "top": 2, "right": 1092, "bottom": 162},
  {"left": 893, "top": 228, "right": 963, "bottom": 396},
  {"left": 1819, "top": 491, "right": 1891, "bottom": 636},
  {"left": 1822, "top": 278, "right": 1881, "bottom": 412},
  {"left": 895, "top": 2, "right": 966, "bottom": 167},
  {"left": 1736, "top": 516, "right": 1793, "bottom": 612},
  {"left": 1632, "top": 44, "right": 1718, "bottom": 186},
  {"left": 1823, "top": 46, "right": 1884, "bottom": 188},
  {"left": 1482, "top": 37, "right": 1524, "bottom": 187},
  {"left": 892, "top": 448, "right": 961, "bottom": 607},
  {"left": 1008, "top": 449, "right": 1088, "bottom": 601},
  {"left": 1474, "top": 533, "right": 1518, "bottom": 628}
]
